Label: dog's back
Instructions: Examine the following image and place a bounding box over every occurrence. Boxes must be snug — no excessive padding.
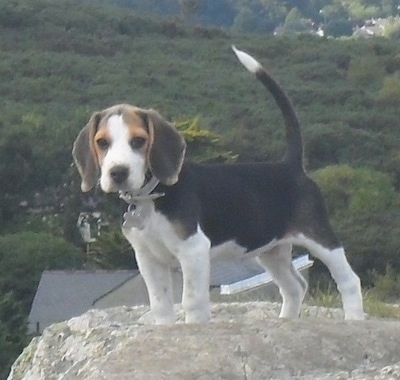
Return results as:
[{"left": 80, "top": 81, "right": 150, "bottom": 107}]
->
[{"left": 156, "top": 161, "right": 297, "bottom": 249}]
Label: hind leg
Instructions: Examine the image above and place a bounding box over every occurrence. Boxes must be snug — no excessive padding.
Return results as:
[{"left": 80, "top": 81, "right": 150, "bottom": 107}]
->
[
  {"left": 257, "top": 243, "right": 308, "bottom": 318},
  {"left": 298, "top": 237, "right": 364, "bottom": 320}
]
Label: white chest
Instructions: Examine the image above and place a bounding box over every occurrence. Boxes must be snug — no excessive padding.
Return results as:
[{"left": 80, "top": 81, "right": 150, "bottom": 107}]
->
[{"left": 122, "top": 206, "right": 184, "bottom": 265}]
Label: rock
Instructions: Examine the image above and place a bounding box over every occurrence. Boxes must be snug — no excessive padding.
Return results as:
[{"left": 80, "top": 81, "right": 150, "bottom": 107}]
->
[{"left": 8, "top": 302, "right": 400, "bottom": 380}]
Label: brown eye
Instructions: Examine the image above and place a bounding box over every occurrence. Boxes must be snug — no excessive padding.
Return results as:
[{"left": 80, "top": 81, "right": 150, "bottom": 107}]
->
[
  {"left": 130, "top": 136, "right": 146, "bottom": 149},
  {"left": 96, "top": 138, "right": 109, "bottom": 150}
]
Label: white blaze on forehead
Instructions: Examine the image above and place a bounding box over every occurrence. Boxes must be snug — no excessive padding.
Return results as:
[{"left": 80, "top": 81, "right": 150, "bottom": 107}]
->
[
  {"left": 99, "top": 113, "right": 147, "bottom": 193},
  {"left": 107, "top": 114, "right": 130, "bottom": 144}
]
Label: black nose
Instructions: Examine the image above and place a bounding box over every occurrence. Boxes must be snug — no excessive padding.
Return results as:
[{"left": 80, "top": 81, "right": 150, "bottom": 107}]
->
[{"left": 110, "top": 166, "right": 129, "bottom": 184}]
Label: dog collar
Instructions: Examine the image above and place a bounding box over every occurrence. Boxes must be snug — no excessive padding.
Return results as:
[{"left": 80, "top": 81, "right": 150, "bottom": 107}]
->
[
  {"left": 119, "top": 176, "right": 165, "bottom": 205},
  {"left": 119, "top": 176, "right": 165, "bottom": 230}
]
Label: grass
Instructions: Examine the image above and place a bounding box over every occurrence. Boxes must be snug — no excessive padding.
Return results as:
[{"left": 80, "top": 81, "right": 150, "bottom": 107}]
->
[
  {"left": 308, "top": 282, "right": 400, "bottom": 320},
  {"left": 212, "top": 280, "right": 400, "bottom": 320}
]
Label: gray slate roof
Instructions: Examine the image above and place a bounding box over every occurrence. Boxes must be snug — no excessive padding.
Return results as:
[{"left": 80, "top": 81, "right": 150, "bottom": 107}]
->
[
  {"left": 28, "top": 270, "right": 137, "bottom": 333},
  {"left": 210, "top": 259, "right": 264, "bottom": 287}
]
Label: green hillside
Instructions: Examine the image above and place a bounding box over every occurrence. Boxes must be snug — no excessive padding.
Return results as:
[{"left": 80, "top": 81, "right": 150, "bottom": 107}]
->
[
  {"left": 1, "top": 0, "right": 400, "bottom": 377},
  {"left": 2, "top": 0, "right": 400, "bottom": 175}
]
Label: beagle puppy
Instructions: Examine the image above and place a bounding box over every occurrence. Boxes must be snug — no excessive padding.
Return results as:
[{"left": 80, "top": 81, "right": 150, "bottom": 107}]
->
[{"left": 73, "top": 47, "right": 364, "bottom": 324}]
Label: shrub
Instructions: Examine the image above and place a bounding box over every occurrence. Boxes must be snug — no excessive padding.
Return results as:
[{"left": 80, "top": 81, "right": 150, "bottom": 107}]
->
[
  {"left": 369, "top": 266, "right": 400, "bottom": 302},
  {"left": 347, "top": 56, "right": 384, "bottom": 85},
  {"left": 88, "top": 229, "right": 136, "bottom": 269},
  {"left": 175, "top": 117, "right": 237, "bottom": 163},
  {"left": 384, "top": 54, "right": 400, "bottom": 74},
  {"left": 376, "top": 75, "right": 400, "bottom": 106},
  {"left": 0, "top": 232, "right": 83, "bottom": 312},
  {"left": 312, "top": 165, "right": 398, "bottom": 215},
  {"left": 382, "top": 17, "right": 400, "bottom": 39},
  {"left": 282, "top": 7, "right": 309, "bottom": 34},
  {"left": 0, "top": 231, "right": 82, "bottom": 378},
  {"left": 0, "top": 292, "right": 29, "bottom": 380},
  {"left": 312, "top": 165, "right": 400, "bottom": 280}
]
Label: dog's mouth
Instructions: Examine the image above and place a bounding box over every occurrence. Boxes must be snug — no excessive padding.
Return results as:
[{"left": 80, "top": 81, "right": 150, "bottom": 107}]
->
[
  {"left": 111, "top": 183, "right": 130, "bottom": 193},
  {"left": 100, "top": 176, "right": 134, "bottom": 194},
  {"left": 105, "top": 170, "right": 159, "bottom": 196},
  {"left": 103, "top": 166, "right": 151, "bottom": 194}
]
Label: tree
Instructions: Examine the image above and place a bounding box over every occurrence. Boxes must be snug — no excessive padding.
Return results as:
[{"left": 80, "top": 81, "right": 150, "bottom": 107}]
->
[
  {"left": 0, "top": 132, "right": 36, "bottom": 233},
  {"left": 377, "top": 74, "right": 400, "bottom": 105},
  {"left": 178, "top": 0, "right": 200, "bottom": 21},
  {"left": 88, "top": 229, "right": 136, "bottom": 269},
  {"left": 0, "top": 231, "right": 83, "bottom": 377},
  {"left": 0, "top": 292, "right": 28, "bottom": 380},
  {"left": 282, "top": 7, "right": 310, "bottom": 34},
  {"left": 325, "top": 18, "right": 353, "bottom": 36},
  {"left": 233, "top": 6, "right": 259, "bottom": 32},
  {"left": 314, "top": 165, "right": 398, "bottom": 215},
  {"left": 382, "top": 16, "right": 400, "bottom": 39},
  {"left": 175, "top": 117, "right": 237, "bottom": 163},
  {"left": 320, "top": 2, "right": 353, "bottom": 36}
]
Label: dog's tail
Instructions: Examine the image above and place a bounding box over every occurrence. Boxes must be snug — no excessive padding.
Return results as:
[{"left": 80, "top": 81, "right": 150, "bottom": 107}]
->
[{"left": 232, "top": 46, "right": 303, "bottom": 171}]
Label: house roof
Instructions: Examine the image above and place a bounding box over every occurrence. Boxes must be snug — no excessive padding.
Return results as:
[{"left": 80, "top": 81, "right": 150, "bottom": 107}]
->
[
  {"left": 28, "top": 269, "right": 138, "bottom": 332},
  {"left": 210, "top": 258, "right": 264, "bottom": 287}
]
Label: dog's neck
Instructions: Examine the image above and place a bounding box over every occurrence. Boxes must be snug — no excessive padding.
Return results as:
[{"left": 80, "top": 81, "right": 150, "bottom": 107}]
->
[
  {"left": 119, "top": 175, "right": 165, "bottom": 205},
  {"left": 119, "top": 175, "right": 165, "bottom": 230}
]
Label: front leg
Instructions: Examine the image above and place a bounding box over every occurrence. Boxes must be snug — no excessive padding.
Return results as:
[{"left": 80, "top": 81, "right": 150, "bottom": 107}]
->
[
  {"left": 173, "top": 229, "right": 211, "bottom": 324},
  {"left": 123, "top": 228, "right": 175, "bottom": 325}
]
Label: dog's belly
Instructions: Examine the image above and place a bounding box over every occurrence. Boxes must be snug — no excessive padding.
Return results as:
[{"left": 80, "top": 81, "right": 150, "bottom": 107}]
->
[{"left": 210, "top": 238, "right": 279, "bottom": 262}]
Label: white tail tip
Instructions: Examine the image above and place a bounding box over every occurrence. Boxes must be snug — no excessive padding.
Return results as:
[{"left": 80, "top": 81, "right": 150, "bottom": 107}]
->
[{"left": 232, "top": 45, "right": 262, "bottom": 74}]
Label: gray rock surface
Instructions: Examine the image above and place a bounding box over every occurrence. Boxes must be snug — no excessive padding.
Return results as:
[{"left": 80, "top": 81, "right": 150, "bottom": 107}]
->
[{"left": 8, "top": 302, "right": 400, "bottom": 380}]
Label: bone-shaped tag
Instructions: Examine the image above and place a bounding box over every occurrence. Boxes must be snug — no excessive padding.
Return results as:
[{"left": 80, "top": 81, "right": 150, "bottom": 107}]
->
[{"left": 123, "top": 203, "right": 149, "bottom": 230}]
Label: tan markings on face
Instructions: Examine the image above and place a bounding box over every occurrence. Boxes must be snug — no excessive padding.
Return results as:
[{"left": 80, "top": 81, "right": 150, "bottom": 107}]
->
[{"left": 93, "top": 126, "right": 111, "bottom": 165}]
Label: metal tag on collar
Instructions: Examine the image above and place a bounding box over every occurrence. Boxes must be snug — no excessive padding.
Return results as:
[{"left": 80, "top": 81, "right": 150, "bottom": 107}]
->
[
  {"left": 123, "top": 203, "right": 149, "bottom": 230},
  {"left": 120, "top": 176, "right": 165, "bottom": 230}
]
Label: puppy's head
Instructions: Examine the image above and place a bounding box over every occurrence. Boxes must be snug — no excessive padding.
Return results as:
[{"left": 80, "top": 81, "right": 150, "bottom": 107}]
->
[{"left": 72, "top": 104, "right": 186, "bottom": 193}]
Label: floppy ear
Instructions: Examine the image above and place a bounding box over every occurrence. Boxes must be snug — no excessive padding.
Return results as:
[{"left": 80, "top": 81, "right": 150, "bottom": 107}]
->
[
  {"left": 72, "top": 112, "right": 102, "bottom": 192},
  {"left": 142, "top": 109, "right": 186, "bottom": 186}
]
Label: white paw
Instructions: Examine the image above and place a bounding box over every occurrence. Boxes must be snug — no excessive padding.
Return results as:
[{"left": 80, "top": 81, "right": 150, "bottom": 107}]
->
[
  {"left": 184, "top": 307, "right": 211, "bottom": 324},
  {"left": 138, "top": 310, "right": 176, "bottom": 325}
]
